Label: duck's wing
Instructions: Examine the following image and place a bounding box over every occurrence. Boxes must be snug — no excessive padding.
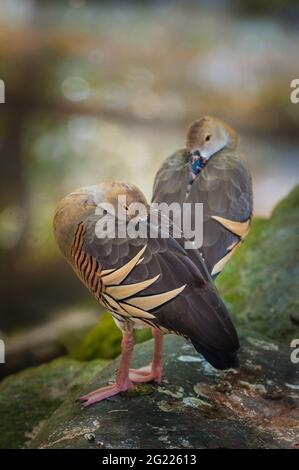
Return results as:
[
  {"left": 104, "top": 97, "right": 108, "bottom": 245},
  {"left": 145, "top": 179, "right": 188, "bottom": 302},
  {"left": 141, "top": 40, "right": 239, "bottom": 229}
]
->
[
  {"left": 187, "top": 151, "right": 253, "bottom": 276},
  {"left": 70, "top": 211, "right": 239, "bottom": 357},
  {"left": 152, "top": 149, "right": 253, "bottom": 277},
  {"left": 152, "top": 149, "right": 190, "bottom": 206}
]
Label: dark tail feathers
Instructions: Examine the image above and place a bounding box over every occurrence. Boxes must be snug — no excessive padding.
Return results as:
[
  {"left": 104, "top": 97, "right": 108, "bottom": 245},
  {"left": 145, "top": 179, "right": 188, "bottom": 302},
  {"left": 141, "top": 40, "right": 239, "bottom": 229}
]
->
[{"left": 191, "top": 339, "right": 239, "bottom": 370}]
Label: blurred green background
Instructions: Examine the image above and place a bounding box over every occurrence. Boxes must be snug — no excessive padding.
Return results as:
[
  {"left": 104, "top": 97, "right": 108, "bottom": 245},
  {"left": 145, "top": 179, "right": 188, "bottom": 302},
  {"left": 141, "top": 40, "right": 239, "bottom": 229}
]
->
[{"left": 0, "top": 0, "right": 298, "bottom": 376}]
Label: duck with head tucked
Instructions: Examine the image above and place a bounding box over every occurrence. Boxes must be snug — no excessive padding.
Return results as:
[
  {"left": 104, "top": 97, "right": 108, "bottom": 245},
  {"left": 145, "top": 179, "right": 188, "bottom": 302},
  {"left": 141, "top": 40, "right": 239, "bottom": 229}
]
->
[
  {"left": 53, "top": 179, "right": 240, "bottom": 407},
  {"left": 152, "top": 116, "right": 253, "bottom": 277}
]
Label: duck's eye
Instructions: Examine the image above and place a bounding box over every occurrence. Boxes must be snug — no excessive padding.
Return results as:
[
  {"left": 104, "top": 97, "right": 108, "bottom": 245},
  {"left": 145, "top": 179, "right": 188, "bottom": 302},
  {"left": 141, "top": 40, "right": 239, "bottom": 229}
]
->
[{"left": 205, "top": 134, "right": 211, "bottom": 142}]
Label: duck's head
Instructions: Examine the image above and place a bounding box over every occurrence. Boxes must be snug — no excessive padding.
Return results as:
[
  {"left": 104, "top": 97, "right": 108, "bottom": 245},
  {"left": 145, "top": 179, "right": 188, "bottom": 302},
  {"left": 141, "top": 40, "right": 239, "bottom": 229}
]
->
[
  {"left": 101, "top": 180, "right": 148, "bottom": 219},
  {"left": 53, "top": 180, "right": 148, "bottom": 257},
  {"left": 186, "top": 116, "right": 238, "bottom": 162}
]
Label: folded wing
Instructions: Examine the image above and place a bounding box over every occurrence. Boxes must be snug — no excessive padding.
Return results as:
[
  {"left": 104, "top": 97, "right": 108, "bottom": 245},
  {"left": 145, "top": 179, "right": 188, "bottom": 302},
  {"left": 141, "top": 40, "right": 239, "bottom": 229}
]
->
[
  {"left": 152, "top": 149, "right": 253, "bottom": 277},
  {"left": 73, "top": 211, "right": 240, "bottom": 355}
]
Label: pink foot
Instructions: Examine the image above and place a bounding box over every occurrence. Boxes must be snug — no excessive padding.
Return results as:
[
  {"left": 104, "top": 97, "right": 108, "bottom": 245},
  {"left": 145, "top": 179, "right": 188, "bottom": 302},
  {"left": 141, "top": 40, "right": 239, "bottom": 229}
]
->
[
  {"left": 78, "top": 380, "right": 134, "bottom": 407},
  {"left": 77, "top": 330, "right": 136, "bottom": 407},
  {"left": 129, "top": 363, "right": 162, "bottom": 383},
  {"left": 130, "top": 364, "right": 151, "bottom": 376}
]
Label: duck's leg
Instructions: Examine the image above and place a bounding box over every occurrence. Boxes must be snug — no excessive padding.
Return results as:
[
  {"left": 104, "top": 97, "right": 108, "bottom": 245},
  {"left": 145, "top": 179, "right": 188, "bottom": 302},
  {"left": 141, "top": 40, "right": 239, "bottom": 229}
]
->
[
  {"left": 78, "top": 329, "right": 135, "bottom": 407},
  {"left": 129, "top": 328, "right": 164, "bottom": 383}
]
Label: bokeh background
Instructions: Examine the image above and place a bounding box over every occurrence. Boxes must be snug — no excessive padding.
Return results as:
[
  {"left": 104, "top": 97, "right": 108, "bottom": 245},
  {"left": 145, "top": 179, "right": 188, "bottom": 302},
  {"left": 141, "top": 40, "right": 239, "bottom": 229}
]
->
[{"left": 0, "top": 0, "right": 298, "bottom": 376}]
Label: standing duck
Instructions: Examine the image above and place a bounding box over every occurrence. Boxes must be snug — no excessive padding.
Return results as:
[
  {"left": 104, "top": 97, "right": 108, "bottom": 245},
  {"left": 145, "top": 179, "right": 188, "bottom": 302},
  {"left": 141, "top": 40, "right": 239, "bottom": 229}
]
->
[
  {"left": 152, "top": 116, "right": 253, "bottom": 277},
  {"left": 53, "top": 180, "right": 239, "bottom": 407}
]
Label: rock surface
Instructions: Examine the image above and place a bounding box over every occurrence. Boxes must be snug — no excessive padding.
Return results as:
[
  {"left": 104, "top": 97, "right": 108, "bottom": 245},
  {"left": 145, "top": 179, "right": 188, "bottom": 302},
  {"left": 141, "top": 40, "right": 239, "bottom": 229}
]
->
[
  {"left": 28, "top": 335, "right": 299, "bottom": 449},
  {"left": 0, "top": 357, "right": 108, "bottom": 449}
]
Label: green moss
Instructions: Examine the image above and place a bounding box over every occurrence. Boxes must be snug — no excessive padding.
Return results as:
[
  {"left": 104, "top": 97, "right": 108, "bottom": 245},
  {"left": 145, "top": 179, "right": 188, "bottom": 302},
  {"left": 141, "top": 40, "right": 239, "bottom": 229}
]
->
[
  {"left": 217, "top": 185, "right": 299, "bottom": 344},
  {"left": 126, "top": 383, "right": 156, "bottom": 397},
  {"left": 58, "top": 322, "right": 99, "bottom": 357},
  {"left": 0, "top": 357, "right": 108, "bottom": 449},
  {"left": 135, "top": 327, "right": 153, "bottom": 345},
  {"left": 271, "top": 185, "right": 299, "bottom": 218},
  {"left": 73, "top": 312, "right": 152, "bottom": 361},
  {"left": 73, "top": 313, "right": 122, "bottom": 360}
]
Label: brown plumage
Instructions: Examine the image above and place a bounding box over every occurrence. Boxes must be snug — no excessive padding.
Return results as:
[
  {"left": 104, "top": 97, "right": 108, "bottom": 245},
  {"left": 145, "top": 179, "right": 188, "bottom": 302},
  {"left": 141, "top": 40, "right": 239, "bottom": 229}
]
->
[
  {"left": 152, "top": 116, "right": 253, "bottom": 277},
  {"left": 53, "top": 180, "right": 239, "bottom": 406}
]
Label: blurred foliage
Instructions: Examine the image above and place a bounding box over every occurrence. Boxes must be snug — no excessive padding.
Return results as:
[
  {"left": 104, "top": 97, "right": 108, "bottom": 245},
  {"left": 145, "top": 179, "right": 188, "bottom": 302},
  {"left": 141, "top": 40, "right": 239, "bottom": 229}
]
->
[
  {"left": 236, "top": 0, "right": 299, "bottom": 15},
  {"left": 73, "top": 312, "right": 152, "bottom": 360},
  {"left": 0, "top": 0, "right": 298, "bottom": 341}
]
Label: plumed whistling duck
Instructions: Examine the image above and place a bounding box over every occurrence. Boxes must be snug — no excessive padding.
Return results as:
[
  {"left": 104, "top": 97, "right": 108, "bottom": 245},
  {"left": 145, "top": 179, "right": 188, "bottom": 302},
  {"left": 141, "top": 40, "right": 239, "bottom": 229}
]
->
[
  {"left": 53, "top": 180, "right": 239, "bottom": 407},
  {"left": 152, "top": 116, "right": 253, "bottom": 277}
]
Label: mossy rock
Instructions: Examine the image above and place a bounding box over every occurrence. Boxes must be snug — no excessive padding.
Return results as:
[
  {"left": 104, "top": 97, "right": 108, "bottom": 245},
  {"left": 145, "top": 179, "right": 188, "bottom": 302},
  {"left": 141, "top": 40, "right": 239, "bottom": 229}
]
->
[
  {"left": 0, "top": 357, "right": 108, "bottom": 449},
  {"left": 217, "top": 184, "right": 299, "bottom": 344},
  {"left": 29, "top": 335, "right": 299, "bottom": 449},
  {"left": 73, "top": 312, "right": 152, "bottom": 361}
]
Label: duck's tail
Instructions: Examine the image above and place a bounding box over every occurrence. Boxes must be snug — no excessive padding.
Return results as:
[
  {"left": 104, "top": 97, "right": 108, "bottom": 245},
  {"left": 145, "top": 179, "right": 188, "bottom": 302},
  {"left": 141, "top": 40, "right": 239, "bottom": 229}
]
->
[{"left": 191, "top": 338, "right": 239, "bottom": 370}]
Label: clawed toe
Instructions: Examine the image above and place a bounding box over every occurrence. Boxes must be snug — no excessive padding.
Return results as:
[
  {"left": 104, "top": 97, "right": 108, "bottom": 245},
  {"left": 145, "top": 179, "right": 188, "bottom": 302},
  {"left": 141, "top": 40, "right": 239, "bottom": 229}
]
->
[
  {"left": 76, "top": 381, "right": 134, "bottom": 407},
  {"left": 129, "top": 364, "right": 151, "bottom": 377},
  {"left": 129, "top": 365, "right": 162, "bottom": 384}
]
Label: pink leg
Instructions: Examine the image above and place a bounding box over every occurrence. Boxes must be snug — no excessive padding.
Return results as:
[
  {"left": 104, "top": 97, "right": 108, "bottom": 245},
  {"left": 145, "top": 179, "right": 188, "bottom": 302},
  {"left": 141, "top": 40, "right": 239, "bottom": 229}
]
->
[
  {"left": 129, "top": 328, "right": 164, "bottom": 383},
  {"left": 78, "top": 330, "right": 135, "bottom": 407}
]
